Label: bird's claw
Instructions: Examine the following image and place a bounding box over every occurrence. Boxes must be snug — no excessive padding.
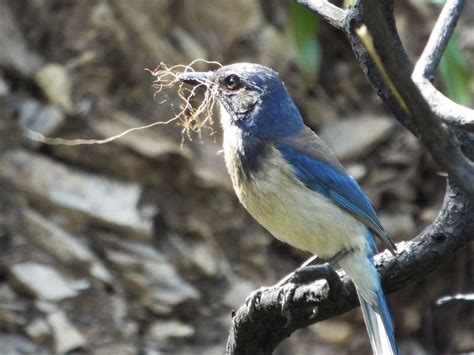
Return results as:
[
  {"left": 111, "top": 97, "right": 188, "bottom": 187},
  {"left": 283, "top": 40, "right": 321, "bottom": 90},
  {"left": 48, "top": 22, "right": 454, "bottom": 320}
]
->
[
  {"left": 292, "top": 262, "right": 347, "bottom": 296},
  {"left": 245, "top": 284, "right": 296, "bottom": 326},
  {"left": 278, "top": 283, "right": 297, "bottom": 327},
  {"left": 245, "top": 286, "right": 271, "bottom": 320},
  {"left": 280, "top": 262, "right": 334, "bottom": 286},
  {"left": 244, "top": 263, "right": 344, "bottom": 327}
]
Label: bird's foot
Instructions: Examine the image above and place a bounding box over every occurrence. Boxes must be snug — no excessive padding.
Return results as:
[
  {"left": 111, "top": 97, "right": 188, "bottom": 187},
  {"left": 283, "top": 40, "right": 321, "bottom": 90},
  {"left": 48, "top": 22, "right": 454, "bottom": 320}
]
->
[
  {"left": 244, "top": 284, "right": 296, "bottom": 326},
  {"left": 245, "top": 286, "right": 274, "bottom": 320},
  {"left": 294, "top": 263, "right": 348, "bottom": 296},
  {"left": 245, "top": 261, "right": 347, "bottom": 327},
  {"left": 278, "top": 283, "right": 298, "bottom": 327},
  {"left": 276, "top": 255, "right": 320, "bottom": 287},
  {"left": 288, "top": 263, "right": 336, "bottom": 284},
  {"left": 277, "top": 262, "right": 348, "bottom": 321}
]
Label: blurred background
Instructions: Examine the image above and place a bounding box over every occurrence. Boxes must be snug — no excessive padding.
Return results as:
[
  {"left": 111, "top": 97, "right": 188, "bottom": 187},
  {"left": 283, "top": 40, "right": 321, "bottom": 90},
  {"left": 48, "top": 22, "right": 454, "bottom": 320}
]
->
[{"left": 0, "top": 0, "right": 473, "bottom": 354}]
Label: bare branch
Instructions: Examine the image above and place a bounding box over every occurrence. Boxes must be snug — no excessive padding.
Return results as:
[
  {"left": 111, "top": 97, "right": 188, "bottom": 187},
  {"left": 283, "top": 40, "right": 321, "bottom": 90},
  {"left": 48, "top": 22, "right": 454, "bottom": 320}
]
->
[
  {"left": 296, "top": 0, "right": 346, "bottom": 30},
  {"left": 411, "top": 80, "right": 474, "bottom": 132},
  {"left": 411, "top": 0, "right": 474, "bottom": 132},
  {"left": 360, "top": 0, "right": 474, "bottom": 200},
  {"left": 413, "top": 0, "right": 465, "bottom": 81},
  {"left": 436, "top": 293, "right": 474, "bottom": 306}
]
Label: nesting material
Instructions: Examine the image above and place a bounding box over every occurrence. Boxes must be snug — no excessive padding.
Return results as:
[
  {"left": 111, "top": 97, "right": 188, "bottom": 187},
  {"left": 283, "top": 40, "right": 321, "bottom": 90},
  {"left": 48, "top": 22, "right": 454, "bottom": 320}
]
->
[{"left": 25, "top": 59, "right": 222, "bottom": 146}]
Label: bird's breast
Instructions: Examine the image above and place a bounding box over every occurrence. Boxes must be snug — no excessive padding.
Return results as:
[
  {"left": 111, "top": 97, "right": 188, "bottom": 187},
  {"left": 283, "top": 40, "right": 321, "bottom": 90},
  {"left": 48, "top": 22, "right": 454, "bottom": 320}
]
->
[{"left": 224, "top": 144, "right": 367, "bottom": 258}]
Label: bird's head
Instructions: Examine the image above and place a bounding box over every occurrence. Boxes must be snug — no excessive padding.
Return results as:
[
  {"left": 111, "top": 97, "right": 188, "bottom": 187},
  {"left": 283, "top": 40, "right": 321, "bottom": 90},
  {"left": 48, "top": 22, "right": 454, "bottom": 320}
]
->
[{"left": 179, "top": 63, "right": 303, "bottom": 140}]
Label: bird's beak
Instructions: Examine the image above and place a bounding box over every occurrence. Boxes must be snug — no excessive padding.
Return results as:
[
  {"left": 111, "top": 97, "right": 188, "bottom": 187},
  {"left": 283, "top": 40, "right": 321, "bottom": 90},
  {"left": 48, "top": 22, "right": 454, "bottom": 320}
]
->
[{"left": 178, "top": 71, "right": 214, "bottom": 86}]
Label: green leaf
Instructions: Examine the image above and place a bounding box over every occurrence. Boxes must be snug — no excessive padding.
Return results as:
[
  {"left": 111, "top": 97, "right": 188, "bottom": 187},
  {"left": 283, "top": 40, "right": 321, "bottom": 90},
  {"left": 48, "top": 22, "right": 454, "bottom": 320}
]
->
[
  {"left": 288, "top": 3, "right": 321, "bottom": 84},
  {"left": 439, "top": 32, "right": 472, "bottom": 106}
]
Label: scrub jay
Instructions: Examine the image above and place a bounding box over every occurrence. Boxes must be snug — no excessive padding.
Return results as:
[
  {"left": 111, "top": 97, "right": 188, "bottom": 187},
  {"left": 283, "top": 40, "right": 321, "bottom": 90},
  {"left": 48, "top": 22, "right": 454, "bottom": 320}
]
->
[{"left": 180, "top": 63, "right": 398, "bottom": 355}]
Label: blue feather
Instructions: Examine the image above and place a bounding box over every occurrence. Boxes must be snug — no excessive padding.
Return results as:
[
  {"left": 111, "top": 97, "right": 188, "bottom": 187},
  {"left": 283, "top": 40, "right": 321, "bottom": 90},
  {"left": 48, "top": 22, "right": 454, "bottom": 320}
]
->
[
  {"left": 362, "top": 232, "right": 398, "bottom": 354},
  {"left": 275, "top": 142, "right": 394, "bottom": 252}
]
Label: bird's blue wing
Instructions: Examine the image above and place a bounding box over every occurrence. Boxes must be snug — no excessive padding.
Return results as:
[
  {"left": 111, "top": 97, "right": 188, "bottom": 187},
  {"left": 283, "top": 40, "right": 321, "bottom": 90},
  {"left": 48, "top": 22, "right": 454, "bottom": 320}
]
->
[{"left": 275, "top": 140, "right": 396, "bottom": 253}]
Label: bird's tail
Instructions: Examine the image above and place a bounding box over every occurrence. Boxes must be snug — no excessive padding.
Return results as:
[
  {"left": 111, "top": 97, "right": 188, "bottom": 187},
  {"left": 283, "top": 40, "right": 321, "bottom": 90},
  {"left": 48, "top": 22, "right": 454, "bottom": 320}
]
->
[
  {"left": 357, "top": 286, "right": 398, "bottom": 355},
  {"left": 339, "top": 250, "right": 398, "bottom": 355}
]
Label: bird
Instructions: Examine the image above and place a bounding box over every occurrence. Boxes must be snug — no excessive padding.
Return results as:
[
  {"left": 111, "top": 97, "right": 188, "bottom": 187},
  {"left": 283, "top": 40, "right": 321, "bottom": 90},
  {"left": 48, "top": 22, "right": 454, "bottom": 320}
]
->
[{"left": 179, "top": 63, "right": 398, "bottom": 355}]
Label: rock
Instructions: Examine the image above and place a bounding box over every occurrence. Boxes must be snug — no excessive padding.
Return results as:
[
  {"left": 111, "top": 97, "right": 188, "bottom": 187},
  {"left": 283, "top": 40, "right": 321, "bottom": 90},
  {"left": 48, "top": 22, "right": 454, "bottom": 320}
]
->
[
  {"left": 47, "top": 311, "right": 86, "bottom": 354},
  {"left": 256, "top": 25, "right": 290, "bottom": 67},
  {"left": 300, "top": 91, "right": 340, "bottom": 126},
  {"left": 390, "top": 183, "right": 418, "bottom": 202},
  {"left": 224, "top": 279, "right": 257, "bottom": 310},
  {"left": 107, "top": 250, "right": 142, "bottom": 271},
  {"left": 120, "top": 241, "right": 167, "bottom": 263},
  {"left": 171, "top": 27, "right": 208, "bottom": 61},
  {"left": 379, "top": 212, "right": 416, "bottom": 240},
  {"left": 0, "top": 149, "right": 153, "bottom": 238},
  {"left": 92, "top": 343, "right": 138, "bottom": 355},
  {"left": 143, "top": 260, "right": 201, "bottom": 308},
  {"left": 0, "top": 2, "right": 42, "bottom": 76},
  {"left": 145, "top": 320, "right": 195, "bottom": 343},
  {"left": 0, "top": 284, "right": 16, "bottom": 304},
  {"left": 35, "top": 301, "right": 59, "bottom": 315},
  {"left": 90, "top": 111, "right": 190, "bottom": 159},
  {"left": 22, "top": 208, "right": 113, "bottom": 283},
  {"left": 105, "top": 242, "right": 200, "bottom": 313},
  {"left": 112, "top": 0, "right": 183, "bottom": 64},
  {"left": 34, "top": 63, "right": 74, "bottom": 113},
  {"left": 0, "top": 285, "right": 25, "bottom": 330},
  {"left": 68, "top": 279, "right": 91, "bottom": 292},
  {"left": 89, "top": 262, "right": 114, "bottom": 285},
  {"left": 26, "top": 318, "right": 51, "bottom": 343},
  {"left": 0, "top": 73, "right": 10, "bottom": 97},
  {"left": 0, "top": 307, "right": 25, "bottom": 332},
  {"left": 181, "top": 0, "right": 263, "bottom": 54},
  {"left": 112, "top": 0, "right": 172, "bottom": 33},
  {"left": 0, "top": 334, "right": 41, "bottom": 355},
  {"left": 188, "top": 243, "right": 219, "bottom": 277},
  {"left": 311, "top": 320, "right": 353, "bottom": 345},
  {"left": 163, "top": 236, "right": 220, "bottom": 277},
  {"left": 23, "top": 208, "right": 94, "bottom": 264},
  {"left": 192, "top": 138, "right": 231, "bottom": 188},
  {"left": 197, "top": 344, "right": 229, "bottom": 355},
  {"left": 13, "top": 99, "right": 65, "bottom": 146},
  {"left": 319, "top": 115, "right": 394, "bottom": 161},
  {"left": 9, "top": 262, "right": 78, "bottom": 301},
  {"left": 398, "top": 340, "right": 429, "bottom": 355}
]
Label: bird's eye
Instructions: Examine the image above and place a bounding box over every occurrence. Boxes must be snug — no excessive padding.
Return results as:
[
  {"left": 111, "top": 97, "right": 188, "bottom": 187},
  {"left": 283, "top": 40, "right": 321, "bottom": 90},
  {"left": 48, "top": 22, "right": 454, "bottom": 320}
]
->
[{"left": 223, "top": 74, "right": 241, "bottom": 91}]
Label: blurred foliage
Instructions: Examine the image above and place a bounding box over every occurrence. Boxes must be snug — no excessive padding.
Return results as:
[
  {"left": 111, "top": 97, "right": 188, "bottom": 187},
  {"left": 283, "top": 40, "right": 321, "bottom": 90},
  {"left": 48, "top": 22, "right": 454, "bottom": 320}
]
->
[
  {"left": 439, "top": 32, "right": 472, "bottom": 106},
  {"left": 288, "top": 3, "right": 321, "bottom": 86}
]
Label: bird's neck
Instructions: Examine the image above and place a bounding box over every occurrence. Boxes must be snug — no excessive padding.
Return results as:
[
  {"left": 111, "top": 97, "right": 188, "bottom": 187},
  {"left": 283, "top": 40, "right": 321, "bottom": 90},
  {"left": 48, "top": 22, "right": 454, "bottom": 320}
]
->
[{"left": 220, "top": 107, "right": 268, "bottom": 183}]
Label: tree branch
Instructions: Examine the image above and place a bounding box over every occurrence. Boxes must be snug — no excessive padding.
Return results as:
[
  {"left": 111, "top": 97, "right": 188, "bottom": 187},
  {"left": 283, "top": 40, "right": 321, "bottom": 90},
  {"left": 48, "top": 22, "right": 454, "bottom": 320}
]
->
[
  {"left": 296, "top": 0, "right": 346, "bottom": 30},
  {"left": 412, "top": 80, "right": 474, "bottom": 132},
  {"left": 360, "top": 0, "right": 474, "bottom": 200},
  {"left": 413, "top": 0, "right": 465, "bottom": 81},
  {"left": 411, "top": 0, "right": 474, "bottom": 132}
]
